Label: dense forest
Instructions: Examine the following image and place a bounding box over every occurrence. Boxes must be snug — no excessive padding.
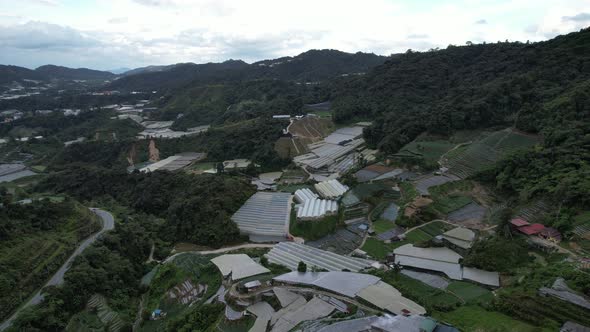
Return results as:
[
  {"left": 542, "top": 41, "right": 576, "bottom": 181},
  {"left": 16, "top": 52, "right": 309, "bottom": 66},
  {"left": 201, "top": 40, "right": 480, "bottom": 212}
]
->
[
  {"left": 39, "top": 168, "right": 256, "bottom": 247},
  {"left": 106, "top": 49, "right": 386, "bottom": 93},
  {"left": 328, "top": 28, "right": 590, "bottom": 207}
]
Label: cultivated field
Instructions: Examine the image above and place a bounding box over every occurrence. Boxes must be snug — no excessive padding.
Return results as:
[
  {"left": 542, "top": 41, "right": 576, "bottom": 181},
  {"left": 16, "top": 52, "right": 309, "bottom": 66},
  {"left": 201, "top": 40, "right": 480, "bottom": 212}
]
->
[{"left": 442, "top": 128, "right": 541, "bottom": 178}]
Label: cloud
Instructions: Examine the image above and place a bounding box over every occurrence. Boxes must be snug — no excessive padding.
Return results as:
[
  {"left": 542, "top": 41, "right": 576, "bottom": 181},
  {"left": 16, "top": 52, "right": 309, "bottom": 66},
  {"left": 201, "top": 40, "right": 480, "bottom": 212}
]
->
[
  {"left": 27, "top": 0, "right": 59, "bottom": 6},
  {"left": 0, "top": 21, "right": 99, "bottom": 50},
  {"left": 108, "top": 17, "right": 128, "bottom": 24},
  {"left": 407, "top": 34, "right": 429, "bottom": 39},
  {"left": 562, "top": 13, "right": 590, "bottom": 22},
  {"left": 475, "top": 19, "right": 487, "bottom": 24},
  {"left": 132, "top": 0, "right": 174, "bottom": 7}
]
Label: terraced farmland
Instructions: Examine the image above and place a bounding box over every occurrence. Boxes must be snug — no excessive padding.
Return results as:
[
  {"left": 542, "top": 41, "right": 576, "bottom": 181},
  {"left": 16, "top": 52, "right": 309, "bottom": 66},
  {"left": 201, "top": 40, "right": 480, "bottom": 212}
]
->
[{"left": 442, "top": 129, "right": 540, "bottom": 178}]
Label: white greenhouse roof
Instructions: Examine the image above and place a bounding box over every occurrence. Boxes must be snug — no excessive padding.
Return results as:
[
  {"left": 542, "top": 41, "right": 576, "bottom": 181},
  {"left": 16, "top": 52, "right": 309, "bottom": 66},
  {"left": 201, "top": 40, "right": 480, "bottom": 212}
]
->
[
  {"left": 462, "top": 267, "right": 500, "bottom": 287},
  {"left": 394, "top": 244, "right": 464, "bottom": 280},
  {"left": 296, "top": 199, "right": 338, "bottom": 219},
  {"left": 357, "top": 281, "right": 426, "bottom": 315},
  {"left": 442, "top": 227, "right": 476, "bottom": 249},
  {"left": 273, "top": 271, "right": 380, "bottom": 297},
  {"left": 265, "top": 242, "right": 373, "bottom": 273},
  {"left": 314, "top": 179, "right": 349, "bottom": 199},
  {"left": 210, "top": 254, "right": 270, "bottom": 280},
  {"left": 231, "top": 192, "right": 292, "bottom": 241},
  {"left": 294, "top": 188, "right": 319, "bottom": 203},
  {"left": 393, "top": 244, "right": 463, "bottom": 263}
]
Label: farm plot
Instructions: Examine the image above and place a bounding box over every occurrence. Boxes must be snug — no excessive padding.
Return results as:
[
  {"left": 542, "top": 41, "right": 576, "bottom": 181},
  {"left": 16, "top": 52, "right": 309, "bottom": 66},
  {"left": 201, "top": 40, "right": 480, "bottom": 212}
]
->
[
  {"left": 400, "top": 270, "right": 450, "bottom": 290},
  {"left": 306, "top": 222, "right": 367, "bottom": 255},
  {"left": 447, "top": 202, "right": 489, "bottom": 229},
  {"left": 442, "top": 129, "right": 540, "bottom": 179},
  {"left": 396, "top": 140, "right": 456, "bottom": 164},
  {"left": 447, "top": 281, "right": 493, "bottom": 304},
  {"left": 414, "top": 174, "right": 460, "bottom": 196}
]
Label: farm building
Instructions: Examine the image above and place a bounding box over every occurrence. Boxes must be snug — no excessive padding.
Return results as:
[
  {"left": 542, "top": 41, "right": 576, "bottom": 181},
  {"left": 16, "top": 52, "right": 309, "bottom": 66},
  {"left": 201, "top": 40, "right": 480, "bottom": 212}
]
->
[
  {"left": 139, "top": 152, "right": 205, "bottom": 172},
  {"left": 539, "top": 227, "right": 562, "bottom": 242},
  {"left": 265, "top": 242, "right": 373, "bottom": 272},
  {"left": 294, "top": 188, "right": 338, "bottom": 220},
  {"left": 314, "top": 179, "right": 349, "bottom": 199},
  {"left": 211, "top": 254, "right": 270, "bottom": 281},
  {"left": 517, "top": 223, "right": 546, "bottom": 235},
  {"left": 393, "top": 244, "right": 500, "bottom": 287},
  {"left": 222, "top": 158, "right": 253, "bottom": 170},
  {"left": 296, "top": 198, "right": 338, "bottom": 220},
  {"left": 354, "top": 164, "right": 398, "bottom": 183},
  {"left": 294, "top": 188, "right": 319, "bottom": 203},
  {"left": 273, "top": 271, "right": 426, "bottom": 315},
  {"left": 441, "top": 227, "right": 476, "bottom": 250},
  {"left": 294, "top": 138, "right": 364, "bottom": 171},
  {"left": 231, "top": 192, "right": 292, "bottom": 242},
  {"left": 316, "top": 315, "right": 443, "bottom": 332},
  {"left": 393, "top": 244, "right": 464, "bottom": 280}
]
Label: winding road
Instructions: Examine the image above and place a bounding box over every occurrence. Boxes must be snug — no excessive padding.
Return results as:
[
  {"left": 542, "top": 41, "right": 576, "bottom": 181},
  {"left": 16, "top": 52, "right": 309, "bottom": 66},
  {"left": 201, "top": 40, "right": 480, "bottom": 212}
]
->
[{"left": 0, "top": 208, "right": 115, "bottom": 331}]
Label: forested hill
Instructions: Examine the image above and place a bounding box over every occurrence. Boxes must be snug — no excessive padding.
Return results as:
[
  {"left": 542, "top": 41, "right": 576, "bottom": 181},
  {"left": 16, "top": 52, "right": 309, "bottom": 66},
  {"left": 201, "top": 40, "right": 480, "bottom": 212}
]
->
[
  {"left": 104, "top": 49, "right": 387, "bottom": 92},
  {"left": 332, "top": 27, "right": 590, "bottom": 151},
  {"left": 330, "top": 27, "right": 590, "bottom": 207},
  {"left": 35, "top": 65, "right": 116, "bottom": 80},
  {"left": 0, "top": 64, "right": 115, "bottom": 84}
]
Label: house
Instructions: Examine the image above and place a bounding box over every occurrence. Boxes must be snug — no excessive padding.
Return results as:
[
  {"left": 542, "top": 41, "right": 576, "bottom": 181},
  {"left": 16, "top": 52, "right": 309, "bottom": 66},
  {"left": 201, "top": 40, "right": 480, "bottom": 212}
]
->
[
  {"left": 517, "top": 223, "right": 545, "bottom": 236},
  {"left": 539, "top": 227, "right": 562, "bottom": 243},
  {"left": 243, "top": 280, "right": 262, "bottom": 293},
  {"left": 509, "top": 218, "right": 530, "bottom": 229}
]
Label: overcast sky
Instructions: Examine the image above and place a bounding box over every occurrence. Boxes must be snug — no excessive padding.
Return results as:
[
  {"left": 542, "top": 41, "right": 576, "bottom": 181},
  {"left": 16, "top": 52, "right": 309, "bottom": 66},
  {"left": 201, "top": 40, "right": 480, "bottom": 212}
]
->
[{"left": 0, "top": 0, "right": 589, "bottom": 70}]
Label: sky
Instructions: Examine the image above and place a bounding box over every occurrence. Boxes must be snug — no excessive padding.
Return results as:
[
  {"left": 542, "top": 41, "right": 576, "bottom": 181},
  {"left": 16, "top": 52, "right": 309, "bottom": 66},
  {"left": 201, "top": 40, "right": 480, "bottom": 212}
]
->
[{"left": 0, "top": 0, "right": 589, "bottom": 70}]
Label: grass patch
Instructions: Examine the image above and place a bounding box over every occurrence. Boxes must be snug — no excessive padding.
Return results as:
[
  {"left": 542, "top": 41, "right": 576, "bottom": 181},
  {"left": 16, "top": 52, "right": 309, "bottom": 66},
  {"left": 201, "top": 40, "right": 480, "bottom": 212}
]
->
[
  {"left": 289, "top": 214, "right": 340, "bottom": 240},
  {"left": 373, "top": 219, "right": 395, "bottom": 234},
  {"left": 216, "top": 316, "right": 256, "bottom": 332},
  {"left": 189, "top": 162, "right": 216, "bottom": 171},
  {"left": 432, "top": 195, "right": 473, "bottom": 214},
  {"left": 447, "top": 281, "right": 493, "bottom": 304},
  {"left": 405, "top": 229, "right": 432, "bottom": 243},
  {"left": 399, "top": 140, "right": 455, "bottom": 164},
  {"left": 361, "top": 238, "right": 395, "bottom": 260},
  {"left": 433, "top": 306, "right": 550, "bottom": 332}
]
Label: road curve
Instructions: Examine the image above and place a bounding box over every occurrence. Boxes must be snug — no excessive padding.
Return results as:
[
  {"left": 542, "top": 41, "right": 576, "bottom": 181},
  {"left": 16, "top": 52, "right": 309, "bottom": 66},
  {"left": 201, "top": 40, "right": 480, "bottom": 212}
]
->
[{"left": 0, "top": 208, "right": 115, "bottom": 331}]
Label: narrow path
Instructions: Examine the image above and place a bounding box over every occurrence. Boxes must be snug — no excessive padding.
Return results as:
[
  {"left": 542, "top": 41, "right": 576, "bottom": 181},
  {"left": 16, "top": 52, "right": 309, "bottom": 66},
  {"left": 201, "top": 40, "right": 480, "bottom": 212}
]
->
[
  {"left": 132, "top": 294, "right": 146, "bottom": 332},
  {"left": 0, "top": 208, "right": 115, "bottom": 331}
]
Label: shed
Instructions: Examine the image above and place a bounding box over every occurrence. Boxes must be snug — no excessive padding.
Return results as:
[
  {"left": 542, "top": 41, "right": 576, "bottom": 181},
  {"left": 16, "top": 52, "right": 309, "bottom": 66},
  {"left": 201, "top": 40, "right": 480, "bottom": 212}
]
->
[
  {"left": 539, "top": 227, "right": 562, "bottom": 242},
  {"left": 518, "top": 223, "right": 545, "bottom": 235},
  {"left": 510, "top": 218, "right": 530, "bottom": 227}
]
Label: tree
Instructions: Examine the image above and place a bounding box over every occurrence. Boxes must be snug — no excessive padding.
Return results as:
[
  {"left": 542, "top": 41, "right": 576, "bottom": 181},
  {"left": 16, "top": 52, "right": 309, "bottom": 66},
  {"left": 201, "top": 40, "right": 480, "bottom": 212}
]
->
[{"left": 297, "top": 261, "right": 307, "bottom": 273}]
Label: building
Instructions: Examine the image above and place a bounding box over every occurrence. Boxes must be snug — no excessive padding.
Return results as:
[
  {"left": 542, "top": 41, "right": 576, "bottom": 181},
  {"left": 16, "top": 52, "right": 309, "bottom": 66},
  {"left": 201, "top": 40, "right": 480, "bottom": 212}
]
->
[
  {"left": 211, "top": 254, "right": 270, "bottom": 281},
  {"left": 539, "top": 227, "right": 562, "bottom": 243},
  {"left": 223, "top": 158, "right": 253, "bottom": 171},
  {"left": 294, "top": 188, "right": 319, "bottom": 203},
  {"left": 515, "top": 223, "right": 545, "bottom": 235},
  {"left": 273, "top": 271, "right": 426, "bottom": 316},
  {"left": 441, "top": 227, "right": 476, "bottom": 251},
  {"left": 231, "top": 192, "right": 292, "bottom": 242},
  {"left": 296, "top": 198, "right": 338, "bottom": 220},
  {"left": 265, "top": 242, "right": 373, "bottom": 272},
  {"left": 393, "top": 244, "right": 500, "bottom": 287},
  {"left": 314, "top": 179, "right": 349, "bottom": 199}
]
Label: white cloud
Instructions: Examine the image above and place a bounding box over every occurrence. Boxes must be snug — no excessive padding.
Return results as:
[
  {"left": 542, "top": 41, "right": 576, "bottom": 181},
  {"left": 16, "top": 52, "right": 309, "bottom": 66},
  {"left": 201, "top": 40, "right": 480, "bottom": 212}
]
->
[{"left": 0, "top": 0, "right": 589, "bottom": 69}]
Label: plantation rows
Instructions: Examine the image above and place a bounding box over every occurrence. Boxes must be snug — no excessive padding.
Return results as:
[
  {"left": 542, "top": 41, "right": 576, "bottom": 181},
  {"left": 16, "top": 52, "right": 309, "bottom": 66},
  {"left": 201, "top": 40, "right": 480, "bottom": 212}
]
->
[
  {"left": 87, "top": 294, "right": 125, "bottom": 332},
  {"left": 444, "top": 130, "right": 539, "bottom": 179}
]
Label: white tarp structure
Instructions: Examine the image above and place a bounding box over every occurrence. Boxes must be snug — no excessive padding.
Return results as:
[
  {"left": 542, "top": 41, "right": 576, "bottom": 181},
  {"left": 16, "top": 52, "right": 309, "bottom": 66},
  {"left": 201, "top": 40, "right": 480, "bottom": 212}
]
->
[
  {"left": 296, "top": 198, "right": 338, "bottom": 220},
  {"left": 393, "top": 244, "right": 464, "bottom": 280},
  {"left": 265, "top": 242, "right": 373, "bottom": 272},
  {"left": 394, "top": 244, "right": 500, "bottom": 286},
  {"left": 314, "top": 179, "right": 349, "bottom": 199},
  {"left": 274, "top": 272, "right": 426, "bottom": 315},
  {"left": 294, "top": 188, "right": 319, "bottom": 203},
  {"left": 231, "top": 192, "right": 292, "bottom": 242},
  {"left": 139, "top": 152, "right": 205, "bottom": 172},
  {"left": 210, "top": 254, "right": 270, "bottom": 280},
  {"left": 441, "top": 227, "right": 476, "bottom": 249}
]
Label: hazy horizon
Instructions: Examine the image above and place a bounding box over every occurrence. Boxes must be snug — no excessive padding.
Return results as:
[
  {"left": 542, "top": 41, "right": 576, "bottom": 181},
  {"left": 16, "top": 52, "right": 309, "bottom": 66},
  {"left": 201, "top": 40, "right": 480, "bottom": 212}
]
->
[{"left": 1, "top": 0, "right": 589, "bottom": 70}]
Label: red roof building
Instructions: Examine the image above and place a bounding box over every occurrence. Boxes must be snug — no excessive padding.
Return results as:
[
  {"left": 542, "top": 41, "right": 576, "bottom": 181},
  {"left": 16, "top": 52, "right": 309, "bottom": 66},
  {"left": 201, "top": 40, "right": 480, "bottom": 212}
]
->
[
  {"left": 510, "top": 218, "right": 530, "bottom": 227},
  {"left": 518, "top": 223, "right": 545, "bottom": 235}
]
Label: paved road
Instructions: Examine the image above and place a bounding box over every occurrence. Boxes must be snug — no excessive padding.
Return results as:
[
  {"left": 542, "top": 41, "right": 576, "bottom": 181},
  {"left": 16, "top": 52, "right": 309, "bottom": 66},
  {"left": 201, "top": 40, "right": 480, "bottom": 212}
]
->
[{"left": 0, "top": 208, "right": 115, "bottom": 331}]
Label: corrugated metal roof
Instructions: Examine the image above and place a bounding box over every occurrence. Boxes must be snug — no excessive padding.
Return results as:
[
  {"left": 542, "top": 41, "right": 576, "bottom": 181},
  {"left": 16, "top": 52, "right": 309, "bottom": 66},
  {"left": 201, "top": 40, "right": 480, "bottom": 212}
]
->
[
  {"left": 393, "top": 244, "right": 463, "bottom": 263},
  {"left": 441, "top": 227, "right": 475, "bottom": 249},
  {"left": 266, "top": 242, "right": 373, "bottom": 272},
  {"left": 462, "top": 267, "right": 500, "bottom": 287},
  {"left": 294, "top": 188, "right": 318, "bottom": 203},
  {"left": 314, "top": 179, "right": 349, "bottom": 199},
  {"left": 357, "top": 281, "right": 426, "bottom": 315},
  {"left": 296, "top": 199, "right": 338, "bottom": 219},
  {"left": 273, "top": 271, "right": 380, "bottom": 297},
  {"left": 210, "top": 254, "right": 270, "bottom": 280},
  {"left": 231, "top": 192, "right": 292, "bottom": 241}
]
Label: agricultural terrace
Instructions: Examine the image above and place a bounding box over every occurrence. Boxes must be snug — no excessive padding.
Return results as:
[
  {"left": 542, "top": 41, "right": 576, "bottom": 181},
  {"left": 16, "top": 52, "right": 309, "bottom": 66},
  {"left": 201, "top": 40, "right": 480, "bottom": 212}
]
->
[{"left": 442, "top": 128, "right": 540, "bottom": 178}]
